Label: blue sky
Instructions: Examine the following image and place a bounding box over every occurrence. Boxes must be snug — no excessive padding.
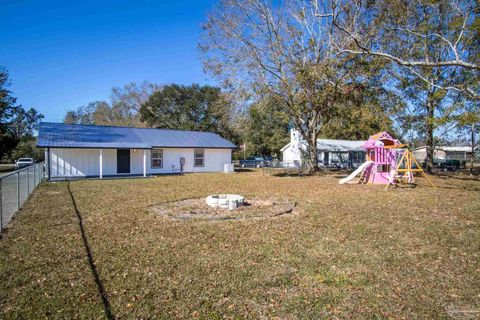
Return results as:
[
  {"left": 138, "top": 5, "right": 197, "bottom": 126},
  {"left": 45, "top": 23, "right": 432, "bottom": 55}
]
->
[{"left": 0, "top": 0, "right": 216, "bottom": 122}]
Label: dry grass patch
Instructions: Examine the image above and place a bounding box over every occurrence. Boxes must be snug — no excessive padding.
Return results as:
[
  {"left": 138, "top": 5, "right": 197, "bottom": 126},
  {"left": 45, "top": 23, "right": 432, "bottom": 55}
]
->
[
  {"left": 0, "top": 171, "right": 479, "bottom": 319},
  {"left": 152, "top": 197, "right": 297, "bottom": 221}
]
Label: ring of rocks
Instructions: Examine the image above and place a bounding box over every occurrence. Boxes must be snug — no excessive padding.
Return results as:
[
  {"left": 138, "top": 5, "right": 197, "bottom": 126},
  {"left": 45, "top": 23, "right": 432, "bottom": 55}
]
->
[{"left": 151, "top": 198, "right": 297, "bottom": 221}]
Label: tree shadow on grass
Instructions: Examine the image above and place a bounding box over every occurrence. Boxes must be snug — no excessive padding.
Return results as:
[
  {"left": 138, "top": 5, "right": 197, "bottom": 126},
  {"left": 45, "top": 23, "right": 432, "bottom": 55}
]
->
[
  {"left": 436, "top": 184, "right": 480, "bottom": 192},
  {"left": 234, "top": 168, "right": 256, "bottom": 173},
  {"left": 67, "top": 181, "right": 115, "bottom": 320},
  {"left": 434, "top": 172, "right": 480, "bottom": 182}
]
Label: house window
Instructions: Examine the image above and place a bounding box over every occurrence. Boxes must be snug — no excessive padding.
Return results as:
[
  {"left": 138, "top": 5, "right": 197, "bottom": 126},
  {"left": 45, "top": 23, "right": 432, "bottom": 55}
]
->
[
  {"left": 194, "top": 149, "right": 204, "bottom": 167},
  {"left": 351, "top": 151, "right": 365, "bottom": 162},
  {"left": 151, "top": 149, "right": 163, "bottom": 168}
]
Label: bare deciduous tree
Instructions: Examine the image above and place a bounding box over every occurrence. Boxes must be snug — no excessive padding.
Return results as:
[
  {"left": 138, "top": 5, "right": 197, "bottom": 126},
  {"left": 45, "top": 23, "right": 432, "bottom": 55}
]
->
[
  {"left": 200, "top": 0, "right": 365, "bottom": 172},
  {"left": 111, "top": 81, "right": 162, "bottom": 113},
  {"left": 314, "top": 0, "right": 480, "bottom": 99},
  {"left": 456, "top": 102, "right": 479, "bottom": 175},
  {"left": 110, "top": 81, "right": 163, "bottom": 126},
  {"left": 64, "top": 82, "right": 163, "bottom": 127}
]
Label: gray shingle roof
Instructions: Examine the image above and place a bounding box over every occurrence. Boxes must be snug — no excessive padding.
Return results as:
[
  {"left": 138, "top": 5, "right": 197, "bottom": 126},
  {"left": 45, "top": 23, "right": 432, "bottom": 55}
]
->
[{"left": 37, "top": 122, "right": 237, "bottom": 149}]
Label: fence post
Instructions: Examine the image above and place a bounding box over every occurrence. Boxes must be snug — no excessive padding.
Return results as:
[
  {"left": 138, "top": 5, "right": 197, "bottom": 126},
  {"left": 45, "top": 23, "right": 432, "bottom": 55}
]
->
[
  {"left": 17, "top": 171, "right": 20, "bottom": 210},
  {"left": 0, "top": 179, "right": 3, "bottom": 232},
  {"left": 34, "top": 164, "right": 36, "bottom": 187},
  {"left": 27, "top": 167, "right": 30, "bottom": 195}
]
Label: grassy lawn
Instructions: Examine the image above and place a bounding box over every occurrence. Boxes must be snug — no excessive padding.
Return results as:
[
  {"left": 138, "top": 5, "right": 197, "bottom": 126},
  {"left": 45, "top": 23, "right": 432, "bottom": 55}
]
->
[
  {"left": 0, "top": 164, "right": 15, "bottom": 175},
  {"left": 0, "top": 171, "right": 479, "bottom": 319}
]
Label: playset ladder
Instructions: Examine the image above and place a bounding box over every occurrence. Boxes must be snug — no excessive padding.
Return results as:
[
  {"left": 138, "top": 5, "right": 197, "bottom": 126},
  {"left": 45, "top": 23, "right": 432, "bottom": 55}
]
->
[{"left": 358, "top": 167, "right": 368, "bottom": 184}]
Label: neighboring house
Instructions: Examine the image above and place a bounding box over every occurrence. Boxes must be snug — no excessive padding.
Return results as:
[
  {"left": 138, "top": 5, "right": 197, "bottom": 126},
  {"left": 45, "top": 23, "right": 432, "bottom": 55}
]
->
[
  {"left": 37, "top": 122, "right": 236, "bottom": 179},
  {"left": 413, "top": 146, "right": 477, "bottom": 162},
  {"left": 281, "top": 129, "right": 366, "bottom": 168}
]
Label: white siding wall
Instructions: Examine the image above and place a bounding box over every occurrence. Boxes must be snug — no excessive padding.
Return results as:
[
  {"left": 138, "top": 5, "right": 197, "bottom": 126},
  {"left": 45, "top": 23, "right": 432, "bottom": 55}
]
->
[
  {"left": 147, "top": 148, "right": 232, "bottom": 174},
  {"left": 282, "top": 145, "right": 302, "bottom": 163},
  {"left": 50, "top": 149, "right": 117, "bottom": 177},
  {"left": 282, "top": 147, "right": 350, "bottom": 165},
  {"left": 130, "top": 149, "right": 145, "bottom": 175},
  {"left": 413, "top": 148, "right": 447, "bottom": 161},
  {"left": 282, "top": 129, "right": 304, "bottom": 163},
  {"left": 48, "top": 148, "right": 231, "bottom": 178},
  {"left": 413, "top": 149, "right": 427, "bottom": 162}
]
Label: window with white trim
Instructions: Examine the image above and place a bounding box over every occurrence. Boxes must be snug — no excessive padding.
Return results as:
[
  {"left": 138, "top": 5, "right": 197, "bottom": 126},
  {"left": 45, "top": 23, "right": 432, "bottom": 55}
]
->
[
  {"left": 151, "top": 149, "right": 163, "bottom": 168},
  {"left": 194, "top": 149, "right": 204, "bottom": 167}
]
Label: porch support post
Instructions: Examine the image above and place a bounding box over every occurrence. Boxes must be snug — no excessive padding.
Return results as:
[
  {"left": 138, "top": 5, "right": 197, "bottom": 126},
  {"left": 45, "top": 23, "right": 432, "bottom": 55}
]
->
[
  {"left": 99, "top": 149, "right": 103, "bottom": 179},
  {"left": 46, "top": 148, "right": 51, "bottom": 180},
  {"left": 143, "top": 150, "right": 147, "bottom": 177}
]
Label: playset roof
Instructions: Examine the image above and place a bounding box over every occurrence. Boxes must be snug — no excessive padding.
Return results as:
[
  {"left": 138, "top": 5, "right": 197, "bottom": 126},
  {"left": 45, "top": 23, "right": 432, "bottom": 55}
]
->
[{"left": 362, "top": 132, "right": 401, "bottom": 149}]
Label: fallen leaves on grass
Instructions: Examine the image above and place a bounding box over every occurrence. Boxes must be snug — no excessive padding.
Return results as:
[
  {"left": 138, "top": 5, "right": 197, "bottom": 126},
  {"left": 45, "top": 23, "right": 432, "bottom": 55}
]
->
[
  {"left": 0, "top": 171, "right": 479, "bottom": 319},
  {"left": 151, "top": 197, "right": 297, "bottom": 221}
]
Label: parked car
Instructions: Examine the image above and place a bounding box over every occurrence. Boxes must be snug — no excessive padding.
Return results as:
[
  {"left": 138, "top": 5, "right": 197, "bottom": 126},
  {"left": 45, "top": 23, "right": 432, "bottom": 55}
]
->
[
  {"left": 420, "top": 159, "right": 442, "bottom": 169},
  {"left": 239, "top": 156, "right": 271, "bottom": 168},
  {"left": 439, "top": 159, "right": 461, "bottom": 172},
  {"left": 15, "top": 158, "right": 35, "bottom": 169}
]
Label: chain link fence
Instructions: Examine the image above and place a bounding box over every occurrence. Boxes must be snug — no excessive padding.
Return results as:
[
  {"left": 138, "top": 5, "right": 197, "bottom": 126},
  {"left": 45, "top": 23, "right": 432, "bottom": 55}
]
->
[
  {"left": 261, "top": 160, "right": 366, "bottom": 176},
  {"left": 261, "top": 161, "right": 308, "bottom": 176},
  {"left": 0, "top": 162, "right": 44, "bottom": 232}
]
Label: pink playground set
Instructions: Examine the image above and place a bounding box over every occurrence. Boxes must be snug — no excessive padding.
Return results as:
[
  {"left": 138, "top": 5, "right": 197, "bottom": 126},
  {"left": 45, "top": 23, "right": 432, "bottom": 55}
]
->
[
  {"left": 339, "top": 132, "right": 435, "bottom": 188},
  {"left": 362, "top": 132, "right": 401, "bottom": 184}
]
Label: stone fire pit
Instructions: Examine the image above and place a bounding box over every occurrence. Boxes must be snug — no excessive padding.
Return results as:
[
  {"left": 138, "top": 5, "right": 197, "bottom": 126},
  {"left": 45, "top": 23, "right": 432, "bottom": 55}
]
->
[
  {"left": 151, "top": 197, "right": 297, "bottom": 221},
  {"left": 206, "top": 194, "right": 245, "bottom": 210}
]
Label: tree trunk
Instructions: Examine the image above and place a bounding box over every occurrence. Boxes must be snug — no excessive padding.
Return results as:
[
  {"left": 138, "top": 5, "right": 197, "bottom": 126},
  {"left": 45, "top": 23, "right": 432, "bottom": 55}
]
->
[
  {"left": 292, "top": 113, "right": 322, "bottom": 175},
  {"left": 425, "top": 94, "right": 435, "bottom": 174},
  {"left": 471, "top": 123, "right": 475, "bottom": 176},
  {"left": 297, "top": 126, "right": 320, "bottom": 174},
  {"left": 307, "top": 133, "right": 320, "bottom": 174}
]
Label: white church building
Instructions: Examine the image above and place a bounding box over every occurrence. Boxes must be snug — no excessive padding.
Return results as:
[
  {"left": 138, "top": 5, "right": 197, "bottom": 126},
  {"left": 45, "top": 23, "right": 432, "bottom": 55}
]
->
[{"left": 281, "top": 129, "right": 366, "bottom": 169}]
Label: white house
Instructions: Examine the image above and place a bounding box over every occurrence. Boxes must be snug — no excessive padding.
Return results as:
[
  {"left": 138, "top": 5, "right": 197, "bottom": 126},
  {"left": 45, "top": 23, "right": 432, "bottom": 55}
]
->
[
  {"left": 37, "top": 122, "right": 236, "bottom": 179},
  {"left": 281, "top": 129, "right": 366, "bottom": 168},
  {"left": 413, "top": 145, "right": 477, "bottom": 162}
]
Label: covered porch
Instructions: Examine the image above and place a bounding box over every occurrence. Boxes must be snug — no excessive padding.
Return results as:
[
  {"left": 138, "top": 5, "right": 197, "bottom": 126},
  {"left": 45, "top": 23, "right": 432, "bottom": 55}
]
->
[{"left": 45, "top": 148, "right": 154, "bottom": 180}]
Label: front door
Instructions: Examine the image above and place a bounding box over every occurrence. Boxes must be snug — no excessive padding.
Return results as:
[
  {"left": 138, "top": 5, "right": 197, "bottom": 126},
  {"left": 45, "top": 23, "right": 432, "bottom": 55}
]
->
[{"left": 117, "top": 149, "right": 130, "bottom": 174}]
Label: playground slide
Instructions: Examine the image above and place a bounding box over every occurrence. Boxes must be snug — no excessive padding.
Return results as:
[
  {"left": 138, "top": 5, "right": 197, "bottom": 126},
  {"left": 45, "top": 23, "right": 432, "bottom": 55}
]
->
[{"left": 338, "top": 161, "right": 374, "bottom": 184}]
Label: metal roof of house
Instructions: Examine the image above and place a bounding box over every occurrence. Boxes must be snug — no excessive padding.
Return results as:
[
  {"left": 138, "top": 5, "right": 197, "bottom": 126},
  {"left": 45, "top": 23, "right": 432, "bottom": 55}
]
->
[{"left": 37, "top": 122, "right": 237, "bottom": 149}]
